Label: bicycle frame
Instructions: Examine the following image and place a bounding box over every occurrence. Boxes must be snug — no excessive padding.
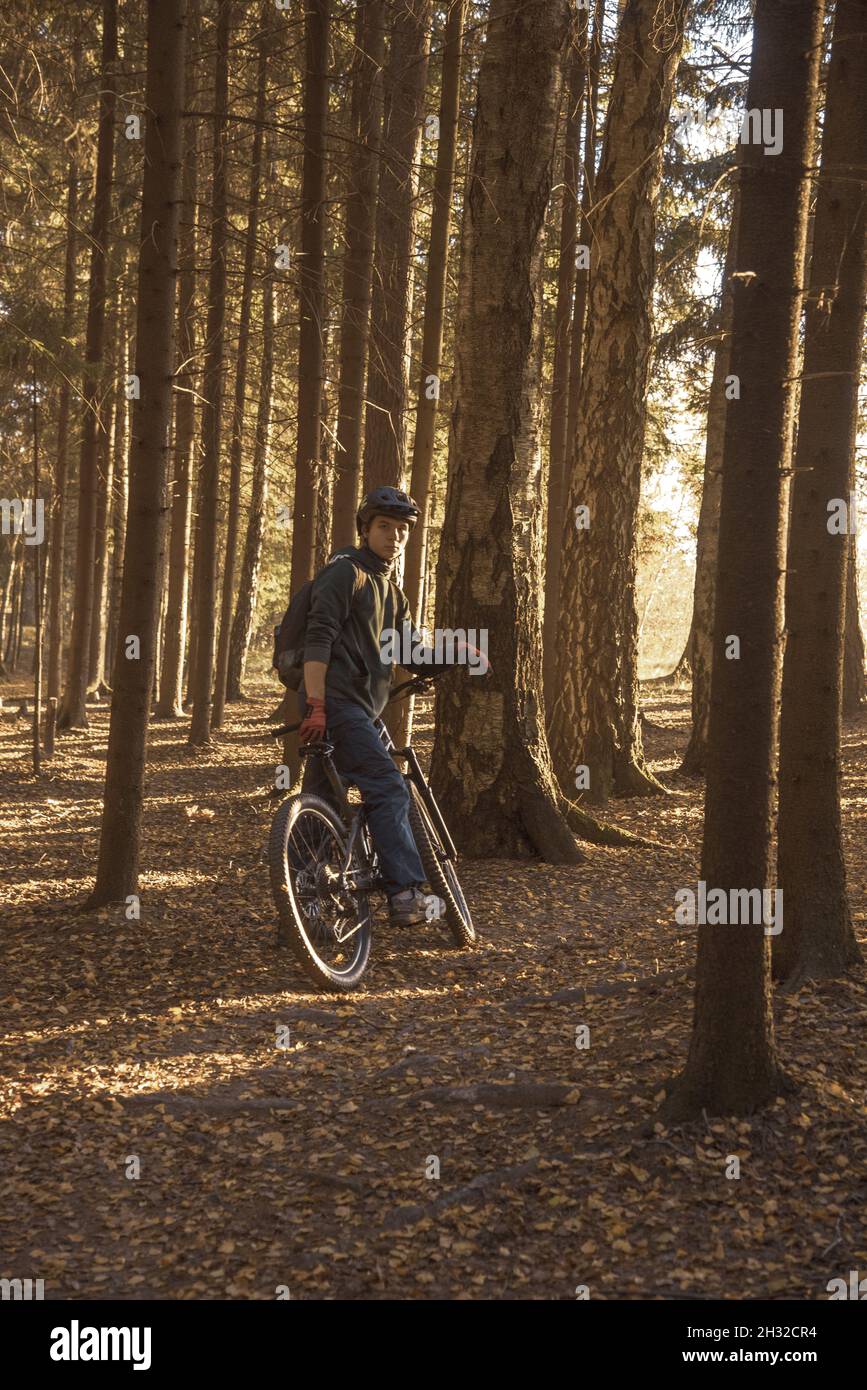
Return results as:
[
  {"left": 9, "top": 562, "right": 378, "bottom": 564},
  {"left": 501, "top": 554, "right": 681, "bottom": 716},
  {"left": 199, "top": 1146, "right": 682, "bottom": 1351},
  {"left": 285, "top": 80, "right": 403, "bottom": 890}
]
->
[
  {"left": 273, "top": 669, "right": 459, "bottom": 874},
  {"left": 297, "top": 709, "right": 458, "bottom": 880},
  {"left": 297, "top": 742, "right": 373, "bottom": 890},
  {"left": 375, "top": 720, "right": 458, "bottom": 862}
]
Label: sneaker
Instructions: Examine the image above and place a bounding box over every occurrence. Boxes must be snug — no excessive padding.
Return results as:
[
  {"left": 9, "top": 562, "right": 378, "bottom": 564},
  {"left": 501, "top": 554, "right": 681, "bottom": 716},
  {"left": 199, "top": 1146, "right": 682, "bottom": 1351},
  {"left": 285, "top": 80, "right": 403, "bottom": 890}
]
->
[{"left": 388, "top": 887, "right": 429, "bottom": 927}]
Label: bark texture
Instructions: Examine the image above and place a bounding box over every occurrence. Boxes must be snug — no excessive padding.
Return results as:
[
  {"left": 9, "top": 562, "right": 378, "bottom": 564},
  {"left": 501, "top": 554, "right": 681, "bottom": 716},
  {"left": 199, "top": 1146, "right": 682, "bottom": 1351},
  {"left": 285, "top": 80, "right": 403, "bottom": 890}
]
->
[
  {"left": 549, "top": 0, "right": 687, "bottom": 804},
  {"left": 542, "top": 17, "right": 586, "bottom": 709},
  {"left": 57, "top": 0, "right": 117, "bottom": 729},
  {"left": 156, "top": 0, "right": 199, "bottom": 719},
  {"left": 775, "top": 0, "right": 866, "bottom": 984},
  {"left": 429, "top": 0, "right": 582, "bottom": 863},
  {"left": 680, "top": 189, "right": 739, "bottom": 775},
  {"left": 362, "top": 0, "right": 432, "bottom": 491},
  {"left": 227, "top": 259, "right": 274, "bottom": 699},
  {"left": 397, "top": 0, "right": 464, "bottom": 751},
  {"left": 46, "top": 146, "right": 79, "bottom": 701},
  {"left": 212, "top": 5, "right": 269, "bottom": 727},
  {"left": 564, "top": 0, "right": 604, "bottom": 461},
  {"left": 188, "top": 0, "right": 230, "bottom": 746},
  {"left": 91, "top": 0, "right": 187, "bottom": 902},
  {"left": 331, "top": 0, "right": 385, "bottom": 550},
  {"left": 843, "top": 534, "right": 866, "bottom": 712},
  {"left": 663, "top": 0, "right": 825, "bottom": 1120},
  {"left": 289, "top": 0, "right": 329, "bottom": 592}
]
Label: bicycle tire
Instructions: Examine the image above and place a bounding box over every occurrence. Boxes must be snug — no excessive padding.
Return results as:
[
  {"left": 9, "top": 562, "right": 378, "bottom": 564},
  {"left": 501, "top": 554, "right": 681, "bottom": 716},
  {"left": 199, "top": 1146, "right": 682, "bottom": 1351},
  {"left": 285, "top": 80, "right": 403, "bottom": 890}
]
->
[
  {"left": 406, "top": 780, "right": 475, "bottom": 949},
  {"left": 268, "top": 793, "right": 372, "bottom": 992}
]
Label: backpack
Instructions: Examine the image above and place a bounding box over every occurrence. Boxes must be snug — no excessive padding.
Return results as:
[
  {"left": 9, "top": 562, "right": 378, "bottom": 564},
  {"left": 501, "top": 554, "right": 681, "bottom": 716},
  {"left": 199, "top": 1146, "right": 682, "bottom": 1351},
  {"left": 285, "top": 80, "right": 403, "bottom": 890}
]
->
[
  {"left": 271, "top": 556, "right": 370, "bottom": 690},
  {"left": 271, "top": 579, "right": 315, "bottom": 689}
]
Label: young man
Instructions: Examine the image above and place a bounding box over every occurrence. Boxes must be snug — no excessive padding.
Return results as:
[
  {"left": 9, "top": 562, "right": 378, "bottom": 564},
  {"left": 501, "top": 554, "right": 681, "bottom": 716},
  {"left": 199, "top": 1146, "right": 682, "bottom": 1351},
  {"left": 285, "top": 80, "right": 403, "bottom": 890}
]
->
[{"left": 296, "top": 486, "right": 489, "bottom": 927}]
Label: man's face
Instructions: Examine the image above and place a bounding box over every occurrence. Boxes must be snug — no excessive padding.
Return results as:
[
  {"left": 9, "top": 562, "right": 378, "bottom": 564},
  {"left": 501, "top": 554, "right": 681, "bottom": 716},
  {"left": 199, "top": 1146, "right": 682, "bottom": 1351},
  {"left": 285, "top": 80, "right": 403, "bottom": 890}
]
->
[{"left": 363, "top": 514, "right": 411, "bottom": 561}]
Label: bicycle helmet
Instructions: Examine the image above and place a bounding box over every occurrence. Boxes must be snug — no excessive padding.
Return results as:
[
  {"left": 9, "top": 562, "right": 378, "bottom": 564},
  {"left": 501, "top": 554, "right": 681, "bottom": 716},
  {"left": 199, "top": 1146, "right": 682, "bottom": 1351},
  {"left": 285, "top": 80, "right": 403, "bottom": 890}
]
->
[{"left": 356, "top": 485, "right": 420, "bottom": 536}]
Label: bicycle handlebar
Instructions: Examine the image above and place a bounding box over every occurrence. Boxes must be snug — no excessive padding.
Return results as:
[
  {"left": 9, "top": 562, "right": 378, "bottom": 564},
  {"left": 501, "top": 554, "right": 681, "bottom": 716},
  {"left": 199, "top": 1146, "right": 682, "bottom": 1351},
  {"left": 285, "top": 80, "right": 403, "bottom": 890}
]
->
[{"left": 265, "top": 667, "right": 451, "bottom": 740}]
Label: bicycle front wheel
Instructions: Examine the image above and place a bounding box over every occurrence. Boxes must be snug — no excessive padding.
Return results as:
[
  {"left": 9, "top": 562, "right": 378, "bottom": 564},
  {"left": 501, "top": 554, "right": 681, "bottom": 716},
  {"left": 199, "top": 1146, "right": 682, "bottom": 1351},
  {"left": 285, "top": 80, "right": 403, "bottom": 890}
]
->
[
  {"left": 406, "top": 781, "right": 475, "bottom": 949},
  {"left": 268, "top": 793, "right": 372, "bottom": 991}
]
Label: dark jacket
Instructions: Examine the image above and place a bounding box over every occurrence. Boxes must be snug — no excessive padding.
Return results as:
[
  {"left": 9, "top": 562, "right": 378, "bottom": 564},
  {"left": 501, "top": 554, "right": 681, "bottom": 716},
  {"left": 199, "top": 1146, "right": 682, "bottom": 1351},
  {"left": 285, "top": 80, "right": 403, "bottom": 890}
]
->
[{"left": 302, "top": 544, "right": 448, "bottom": 719}]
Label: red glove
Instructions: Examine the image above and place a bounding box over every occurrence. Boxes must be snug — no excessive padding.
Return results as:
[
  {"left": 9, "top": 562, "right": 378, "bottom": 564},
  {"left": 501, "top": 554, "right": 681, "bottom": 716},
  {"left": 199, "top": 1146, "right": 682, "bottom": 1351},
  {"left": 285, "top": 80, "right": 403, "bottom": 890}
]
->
[{"left": 299, "top": 696, "right": 327, "bottom": 744}]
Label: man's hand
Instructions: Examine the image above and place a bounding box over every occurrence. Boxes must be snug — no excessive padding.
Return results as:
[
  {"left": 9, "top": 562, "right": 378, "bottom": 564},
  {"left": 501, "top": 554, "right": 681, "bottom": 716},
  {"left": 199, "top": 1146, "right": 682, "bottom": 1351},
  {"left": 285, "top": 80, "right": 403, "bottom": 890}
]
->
[
  {"left": 299, "top": 696, "right": 327, "bottom": 744},
  {"left": 455, "top": 639, "right": 492, "bottom": 675}
]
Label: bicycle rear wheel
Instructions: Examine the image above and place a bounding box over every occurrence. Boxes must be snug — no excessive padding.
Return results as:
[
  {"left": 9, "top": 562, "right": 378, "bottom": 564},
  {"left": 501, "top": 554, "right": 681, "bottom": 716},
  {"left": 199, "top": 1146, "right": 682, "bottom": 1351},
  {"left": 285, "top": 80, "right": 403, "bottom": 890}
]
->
[
  {"left": 406, "top": 781, "right": 475, "bottom": 949},
  {"left": 268, "top": 793, "right": 372, "bottom": 991}
]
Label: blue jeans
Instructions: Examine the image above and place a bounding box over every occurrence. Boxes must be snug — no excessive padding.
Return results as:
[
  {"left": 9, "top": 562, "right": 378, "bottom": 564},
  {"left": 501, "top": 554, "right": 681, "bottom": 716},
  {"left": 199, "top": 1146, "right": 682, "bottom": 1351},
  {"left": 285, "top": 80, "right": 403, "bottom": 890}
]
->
[{"left": 298, "top": 694, "right": 426, "bottom": 898}]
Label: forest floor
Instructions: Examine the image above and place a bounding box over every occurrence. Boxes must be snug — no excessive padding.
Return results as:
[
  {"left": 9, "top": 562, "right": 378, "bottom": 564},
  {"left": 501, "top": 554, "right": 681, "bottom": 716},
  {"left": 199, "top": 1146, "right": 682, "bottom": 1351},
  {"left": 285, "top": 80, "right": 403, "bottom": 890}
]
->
[{"left": 1, "top": 673, "right": 866, "bottom": 1301}]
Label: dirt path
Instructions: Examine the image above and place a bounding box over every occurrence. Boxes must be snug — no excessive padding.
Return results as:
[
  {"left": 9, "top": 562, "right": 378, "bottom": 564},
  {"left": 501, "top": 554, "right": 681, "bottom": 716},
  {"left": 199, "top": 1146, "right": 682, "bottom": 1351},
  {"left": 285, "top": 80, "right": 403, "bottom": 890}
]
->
[{"left": 2, "top": 684, "right": 866, "bottom": 1299}]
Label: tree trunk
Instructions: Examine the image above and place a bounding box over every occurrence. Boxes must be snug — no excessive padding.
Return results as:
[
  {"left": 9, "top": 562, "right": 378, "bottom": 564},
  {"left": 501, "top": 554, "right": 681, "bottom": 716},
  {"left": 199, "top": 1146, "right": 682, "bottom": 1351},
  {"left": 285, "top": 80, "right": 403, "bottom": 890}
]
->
[
  {"left": 843, "top": 533, "right": 866, "bottom": 712},
  {"left": 775, "top": 0, "right": 866, "bottom": 985},
  {"left": 185, "top": 510, "right": 200, "bottom": 709},
  {"left": 542, "top": 16, "right": 587, "bottom": 711},
  {"left": 31, "top": 370, "right": 43, "bottom": 774},
  {"left": 680, "top": 188, "right": 740, "bottom": 775},
  {"left": 87, "top": 291, "right": 118, "bottom": 696},
  {"left": 13, "top": 555, "right": 27, "bottom": 670},
  {"left": 151, "top": 477, "right": 172, "bottom": 706},
  {"left": 105, "top": 290, "right": 130, "bottom": 677},
  {"left": 156, "top": 0, "right": 199, "bottom": 719},
  {"left": 330, "top": 0, "right": 385, "bottom": 550},
  {"left": 91, "top": 0, "right": 187, "bottom": 904},
  {"left": 3, "top": 541, "right": 23, "bottom": 671},
  {"left": 0, "top": 536, "right": 20, "bottom": 674},
  {"left": 47, "top": 146, "right": 79, "bottom": 702},
  {"left": 361, "top": 0, "right": 432, "bottom": 492},
  {"left": 429, "top": 0, "right": 583, "bottom": 864},
  {"left": 564, "top": 0, "right": 604, "bottom": 460},
  {"left": 188, "top": 0, "right": 231, "bottom": 747},
  {"left": 550, "top": 0, "right": 686, "bottom": 805},
  {"left": 88, "top": 205, "right": 128, "bottom": 698},
  {"left": 395, "top": 0, "right": 464, "bottom": 751},
  {"left": 288, "top": 0, "right": 329, "bottom": 594},
  {"left": 57, "top": 0, "right": 117, "bottom": 730},
  {"left": 663, "top": 0, "right": 824, "bottom": 1120},
  {"left": 314, "top": 459, "right": 333, "bottom": 574},
  {"left": 403, "top": 0, "right": 463, "bottom": 623},
  {"left": 227, "top": 258, "right": 274, "bottom": 700},
  {"left": 212, "top": 4, "right": 270, "bottom": 728}
]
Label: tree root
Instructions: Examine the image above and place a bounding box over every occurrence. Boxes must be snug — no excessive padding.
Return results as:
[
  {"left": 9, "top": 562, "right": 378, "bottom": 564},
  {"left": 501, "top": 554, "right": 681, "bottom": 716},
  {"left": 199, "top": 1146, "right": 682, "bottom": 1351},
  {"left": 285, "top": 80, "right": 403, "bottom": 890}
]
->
[
  {"left": 659, "top": 1061, "right": 797, "bottom": 1123},
  {"left": 411, "top": 1080, "right": 580, "bottom": 1109},
  {"left": 557, "top": 794, "right": 666, "bottom": 848},
  {"left": 642, "top": 651, "right": 692, "bottom": 687},
  {"left": 521, "top": 783, "right": 586, "bottom": 863},
  {"left": 679, "top": 735, "right": 705, "bottom": 777},
  {"left": 121, "top": 1093, "right": 299, "bottom": 1113},
  {"left": 774, "top": 947, "right": 863, "bottom": 991},
  {"left": 503, "top": 967, "right": 693, "bottom": 1011},
  {"left": 615, "top": 759, "right": 669, "bottom": 798},
  {"left": 152, "top": 704, "right": 184, "bottom": 720},
  {"left": 382, "top": 1159, "right": 540, "bottom": 1230}
]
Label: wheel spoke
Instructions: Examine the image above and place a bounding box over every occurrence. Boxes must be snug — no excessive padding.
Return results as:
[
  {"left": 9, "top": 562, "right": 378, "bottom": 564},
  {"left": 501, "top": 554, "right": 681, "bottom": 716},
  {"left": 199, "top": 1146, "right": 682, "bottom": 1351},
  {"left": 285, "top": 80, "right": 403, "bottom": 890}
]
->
[{"left": 281, "top": 806, "right": 369, "bottom": 975}]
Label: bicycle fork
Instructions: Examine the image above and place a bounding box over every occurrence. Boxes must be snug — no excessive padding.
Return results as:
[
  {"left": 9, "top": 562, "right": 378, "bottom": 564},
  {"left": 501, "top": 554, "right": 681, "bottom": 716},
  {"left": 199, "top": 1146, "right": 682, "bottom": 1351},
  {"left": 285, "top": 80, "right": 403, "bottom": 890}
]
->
[{"left": 398, "top": 750, "right": 458, "bottom": 862}]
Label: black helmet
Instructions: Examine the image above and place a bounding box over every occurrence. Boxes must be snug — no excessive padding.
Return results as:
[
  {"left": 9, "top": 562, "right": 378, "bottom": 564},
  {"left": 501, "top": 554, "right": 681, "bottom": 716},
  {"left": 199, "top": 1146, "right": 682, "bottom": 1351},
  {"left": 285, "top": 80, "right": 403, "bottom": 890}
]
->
[{"left": 356, "top": 485, "right": 420, "bottom": 535}]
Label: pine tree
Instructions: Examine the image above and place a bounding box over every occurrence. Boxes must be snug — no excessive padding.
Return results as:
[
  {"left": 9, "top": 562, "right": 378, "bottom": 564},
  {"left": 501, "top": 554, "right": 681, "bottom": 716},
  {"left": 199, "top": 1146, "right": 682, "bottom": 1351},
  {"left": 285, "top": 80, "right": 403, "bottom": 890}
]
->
[
  {"left": 550, "top": 0, "right": 687, "bottom": 804},
  {"left": 362, "top": 0, "right": 432, "bottom": 491},
  {"left": 91, "top": 0, "right": 187, "bottom": 903},
  {"left": 288, "top": 0, "right": 330, "bottom": 592},
  {"left": 188, "top": 0, "right": 231, "bottom": 747},
  {"left": 331, "top": 0, "right": 385, "bottom": 550},
  {"left": 429, "top": 0, "right": 581, "bottom": 862},
  {"left": 663, "top": 0, "right": 825, "bottom": 1120},
  {"left": 775, "top": 0, "right": 866, "bottom": 984},
  {"left": 57, "top": 0, "right": 117, "bottom": 729}
]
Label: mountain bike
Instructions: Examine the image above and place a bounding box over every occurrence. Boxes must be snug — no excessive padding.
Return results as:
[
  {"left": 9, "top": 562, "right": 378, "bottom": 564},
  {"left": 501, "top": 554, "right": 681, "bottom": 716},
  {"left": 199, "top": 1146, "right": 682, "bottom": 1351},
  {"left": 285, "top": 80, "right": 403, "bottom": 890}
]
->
[{"left": 266, "top": 671, "right": 475, "bottom": 992}]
